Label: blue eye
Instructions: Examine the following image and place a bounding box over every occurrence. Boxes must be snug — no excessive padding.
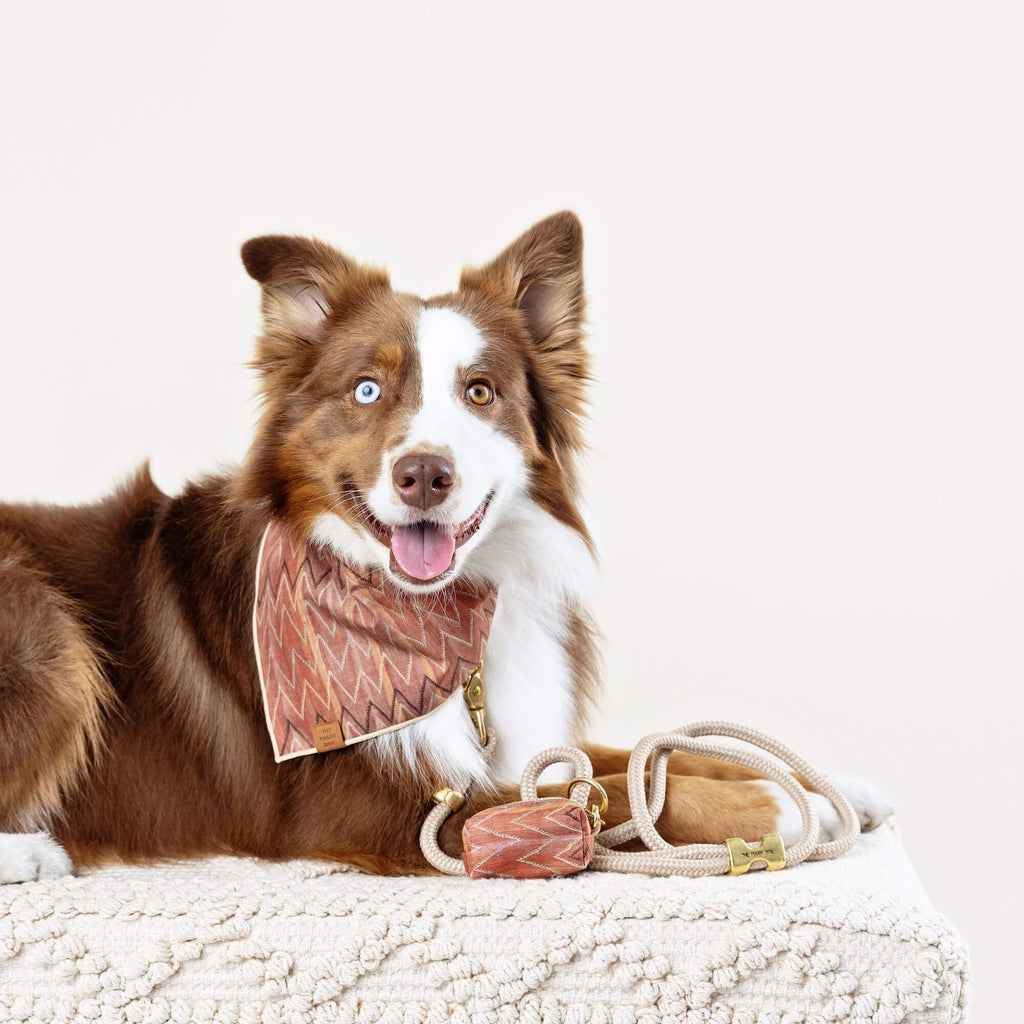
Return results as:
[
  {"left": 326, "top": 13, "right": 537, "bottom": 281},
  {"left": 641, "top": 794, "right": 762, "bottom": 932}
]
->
[{"left": 354, "top": 380, "right": 381, "bottom": 404}]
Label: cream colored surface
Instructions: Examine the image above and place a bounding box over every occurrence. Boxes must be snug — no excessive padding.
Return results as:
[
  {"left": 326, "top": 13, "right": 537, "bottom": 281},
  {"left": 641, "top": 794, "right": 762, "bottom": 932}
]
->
[
  {"left": 0, "top": 824, "right": 967, "bottom": 1022},
  {"left": 0, "top": 2, "right": 1017, "bottom": 1015}
]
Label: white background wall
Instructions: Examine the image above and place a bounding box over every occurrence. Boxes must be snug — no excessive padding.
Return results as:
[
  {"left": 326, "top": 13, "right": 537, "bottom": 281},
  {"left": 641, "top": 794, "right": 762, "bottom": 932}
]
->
[{"left": 2, "top": 2, "right": 1019, "bottom": 1014}]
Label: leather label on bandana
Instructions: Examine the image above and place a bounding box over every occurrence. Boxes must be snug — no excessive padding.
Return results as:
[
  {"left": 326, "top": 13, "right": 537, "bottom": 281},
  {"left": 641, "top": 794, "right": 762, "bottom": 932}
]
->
[
  {"left": 252, "top": 521, "right": 497, "bottom": 762},
  {"left": 312, "top": 721, "right": 345, "bottom": 752}
]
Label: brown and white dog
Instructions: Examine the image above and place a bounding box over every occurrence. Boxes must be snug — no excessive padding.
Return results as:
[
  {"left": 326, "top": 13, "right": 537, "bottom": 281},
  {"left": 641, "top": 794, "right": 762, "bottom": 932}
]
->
[{"left": 0, "top": 213, "right": 890, "bottom": 882}]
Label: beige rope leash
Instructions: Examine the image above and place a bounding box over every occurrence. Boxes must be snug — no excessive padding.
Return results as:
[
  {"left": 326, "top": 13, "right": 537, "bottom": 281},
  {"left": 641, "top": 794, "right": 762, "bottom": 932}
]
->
[
  {"left": 420, "top": 721, "right": 860, "bottom": 878},
  {"left": 419, "top": 732, "right": 500, "bottom": 876}
]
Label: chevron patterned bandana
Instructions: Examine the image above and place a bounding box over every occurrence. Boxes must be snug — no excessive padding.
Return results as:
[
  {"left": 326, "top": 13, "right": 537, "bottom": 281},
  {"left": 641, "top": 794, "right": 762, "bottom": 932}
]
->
[{"left": 253, "top": 521, "right": 497, "bottom": 762}]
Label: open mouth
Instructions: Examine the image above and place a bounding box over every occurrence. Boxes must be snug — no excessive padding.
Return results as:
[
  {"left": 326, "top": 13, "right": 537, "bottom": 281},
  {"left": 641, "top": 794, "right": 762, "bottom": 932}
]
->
[{"left": 357, "top": 492, "right": 493, "bottom": 584}]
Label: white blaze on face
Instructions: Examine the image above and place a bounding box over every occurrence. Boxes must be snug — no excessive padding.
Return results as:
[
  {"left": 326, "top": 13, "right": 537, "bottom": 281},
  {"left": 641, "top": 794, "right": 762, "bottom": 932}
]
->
[
  {"left": 320, "top": 304, "right": 595, "bottom": 788},
  {"left": 366, "top": 306, "right": 527, "bottom": 530}
]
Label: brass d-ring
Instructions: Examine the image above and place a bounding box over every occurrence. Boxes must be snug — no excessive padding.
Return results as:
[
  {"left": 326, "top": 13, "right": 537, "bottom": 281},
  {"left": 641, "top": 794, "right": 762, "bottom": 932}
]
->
[
  {"left": 566, "top": 777, "right": 609, "bottom": 815},
  {"left": 566, "top": 777, "right": 609, "bottom": 835}
]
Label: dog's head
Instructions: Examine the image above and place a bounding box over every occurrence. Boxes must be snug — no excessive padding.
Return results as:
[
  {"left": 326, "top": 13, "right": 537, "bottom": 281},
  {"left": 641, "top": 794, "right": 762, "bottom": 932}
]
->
[{"left": 238, "top": 213, "right": 590, "bottom": 593}]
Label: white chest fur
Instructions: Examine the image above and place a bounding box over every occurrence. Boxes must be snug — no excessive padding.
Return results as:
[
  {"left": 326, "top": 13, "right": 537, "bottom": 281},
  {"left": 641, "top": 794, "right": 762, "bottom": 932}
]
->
[{"left": 479, "top": 577, "right": 578, "bottom": 785}]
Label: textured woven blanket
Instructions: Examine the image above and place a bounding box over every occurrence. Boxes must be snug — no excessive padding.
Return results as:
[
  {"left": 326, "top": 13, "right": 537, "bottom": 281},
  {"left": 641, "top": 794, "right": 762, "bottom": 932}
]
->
[{"left": 0, "top": 822, "right": 969, "bottom": 1023}]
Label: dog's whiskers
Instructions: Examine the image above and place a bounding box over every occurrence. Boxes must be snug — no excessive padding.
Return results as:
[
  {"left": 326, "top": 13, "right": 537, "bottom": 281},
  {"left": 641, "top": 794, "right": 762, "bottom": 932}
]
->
[{"left": 306, "top": 487, "right": 361, "bottom": 506}]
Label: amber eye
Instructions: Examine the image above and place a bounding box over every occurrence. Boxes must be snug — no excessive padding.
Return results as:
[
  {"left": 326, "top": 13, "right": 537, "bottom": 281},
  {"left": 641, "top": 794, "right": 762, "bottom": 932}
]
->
[{"left": 466, "top": 381, "right": 494, "bottom": 406}]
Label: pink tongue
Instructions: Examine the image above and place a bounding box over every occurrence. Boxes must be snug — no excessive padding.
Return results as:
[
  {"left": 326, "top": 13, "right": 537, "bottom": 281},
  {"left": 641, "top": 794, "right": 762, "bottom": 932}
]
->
[{"left": 390, "top": 523, "right": 457, "bottom": 581}]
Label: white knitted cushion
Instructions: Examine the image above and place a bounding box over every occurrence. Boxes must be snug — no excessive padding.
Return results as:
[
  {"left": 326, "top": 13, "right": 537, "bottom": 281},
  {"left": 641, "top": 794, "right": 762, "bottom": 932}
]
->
[{"left": 0, "top": 821, "right": 968, "bottom": 1023}]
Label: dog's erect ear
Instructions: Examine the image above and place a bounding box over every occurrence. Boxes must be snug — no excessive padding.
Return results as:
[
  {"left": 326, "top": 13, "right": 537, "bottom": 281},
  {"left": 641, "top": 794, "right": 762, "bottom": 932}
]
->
[
  {"left": 460, "top": 213, "right": 590, "bottom": 492},
  {"left": 241, "top": 235, "right": 391, "bottom": 393},
  {"left": 241, "top": 235, "right": 389, "bottom": 345},
  {"left": 460, "top": 212, "right": 585, "bottom": 352},
  {"left": 242, "top": 235, "right": 346, "bottom": 343}
]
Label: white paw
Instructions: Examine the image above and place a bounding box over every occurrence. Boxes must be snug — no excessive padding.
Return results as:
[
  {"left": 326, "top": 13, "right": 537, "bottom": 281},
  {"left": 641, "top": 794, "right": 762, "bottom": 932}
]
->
[
  {"left": 830, "top": 774, "right": 894, "bottom": 832},
  {"left": 757, "top": 781, "right": 847, "bottom": 846},
  {"left": 0, "top": 832, "right": 74, "bottom": 884}
]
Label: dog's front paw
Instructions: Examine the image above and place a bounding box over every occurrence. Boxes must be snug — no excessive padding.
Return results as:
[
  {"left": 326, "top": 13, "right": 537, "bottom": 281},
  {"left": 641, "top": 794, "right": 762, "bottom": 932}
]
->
[
  {"left": 0, "top": 832, "right": 73, "bottom": 884},
  {"left": 757, "top": 777, "right": 893, "bottom": 847},
  {"left": 758, "top": 782, "right": 847, "bottom": 846},
  {"left": 830, "top": 774, "right": 894, "bottom": 832}
]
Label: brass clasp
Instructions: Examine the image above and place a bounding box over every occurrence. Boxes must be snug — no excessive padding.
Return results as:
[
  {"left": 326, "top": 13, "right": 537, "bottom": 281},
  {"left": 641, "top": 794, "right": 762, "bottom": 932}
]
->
[
  {"left": 433, "top": 787, "right": 466, "bottom": 812},
  {"left": 463, "top": 664, "right": 487, "bottom": 745},
  {"left": 725, "top": 833, "right": 786, "bottom": 875}
]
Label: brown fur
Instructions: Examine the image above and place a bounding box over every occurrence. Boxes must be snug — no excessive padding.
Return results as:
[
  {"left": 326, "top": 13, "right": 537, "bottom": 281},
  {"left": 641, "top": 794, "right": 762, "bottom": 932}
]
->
[
  {"left": 0, "top": 214, "right": 788, "bottom": 872},
  {"left": 0, "top": 533, "right": 113, "bottom": 827}
]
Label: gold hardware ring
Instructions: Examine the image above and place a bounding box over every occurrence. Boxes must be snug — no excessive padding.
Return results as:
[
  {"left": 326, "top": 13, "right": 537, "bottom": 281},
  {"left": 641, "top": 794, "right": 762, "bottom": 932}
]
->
[
  {"left": 565, "top": 777, "right": 609, "bottom": 814},
  {"left": 565, "top": 777, "right": 609, "bottom": 835}
]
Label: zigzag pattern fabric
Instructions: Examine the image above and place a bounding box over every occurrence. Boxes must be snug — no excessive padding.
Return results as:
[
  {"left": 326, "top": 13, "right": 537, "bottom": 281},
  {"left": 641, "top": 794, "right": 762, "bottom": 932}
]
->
[
  {"left": 253, "top": 521, "right": 496, "bottom": 761},
  {"left": 462, "top": 798, "right": 595, "bottom": 879}
]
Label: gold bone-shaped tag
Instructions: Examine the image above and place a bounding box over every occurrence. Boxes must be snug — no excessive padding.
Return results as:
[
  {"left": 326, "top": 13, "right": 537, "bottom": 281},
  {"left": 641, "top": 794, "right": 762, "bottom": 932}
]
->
[
  {"left": 725, "top": 833, "right": 786, "bottom": 875},
  {"left": 312, "top": 720, "right": 345, "bottom": 752}
]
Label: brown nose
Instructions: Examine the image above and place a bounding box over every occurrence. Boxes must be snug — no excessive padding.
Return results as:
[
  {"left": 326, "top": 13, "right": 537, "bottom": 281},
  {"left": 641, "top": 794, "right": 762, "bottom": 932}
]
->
[{"left": 391, "top": 453, "right": 454, "bottom": 509}]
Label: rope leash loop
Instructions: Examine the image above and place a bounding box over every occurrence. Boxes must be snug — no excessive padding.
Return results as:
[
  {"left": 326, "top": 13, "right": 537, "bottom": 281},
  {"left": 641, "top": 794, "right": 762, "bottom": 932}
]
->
[
  {"left": 622, "top": 731, "right": 819, "bottom": 862},
  {"left": 679, "top": 721, "right": 861, "bottom": 862},
  {"left": 519, "top": 745, "right": 594, "bottom": 801},
  {"left": 589, "top": 722, "right": 859, "bottom": 876}
]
